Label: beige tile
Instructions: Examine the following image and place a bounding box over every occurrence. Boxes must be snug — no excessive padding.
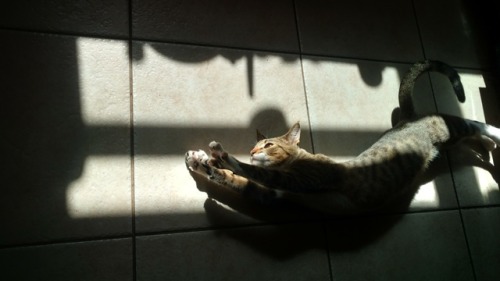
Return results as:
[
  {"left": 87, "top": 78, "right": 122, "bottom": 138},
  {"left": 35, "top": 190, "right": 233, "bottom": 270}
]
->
[
  {"left": 327, "top": 211, "right": 474, "bottom": 281},
  {"left": 414, "top": 0, "right": 493, "bottom": 69},
  {"left": 132, "top": 0, "right": 299, "bottom": 52},
  {"left": 0, "top": 31, "right": 131, "bottom": 246},
  {"left": 0, "top": 0, "right": 128, "bottom": 37},
  {"left": 432, "top": 70, "right": 500, "bottom": 206},
  {"left": 136, "top": 224, "right": 330, "bottom": 281},
  {"left": 462, "top": 207, "right": 500, "bottom": 281},
  {"left": 133, "top": 42, "right": 311, "bottom": 232},
  {"left": 0, "top": 238, "right": 133, "bottom": 281},
  {"left": 295, "top": 0, "right": 423, "bottom": 61},
  {"left": 302, "top": 57, "right": 457, "bottom": 211}
]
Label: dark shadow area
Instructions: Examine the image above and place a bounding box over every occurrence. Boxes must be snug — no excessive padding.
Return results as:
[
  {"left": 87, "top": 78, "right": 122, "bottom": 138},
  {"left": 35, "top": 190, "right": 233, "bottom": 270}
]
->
[{"left": 200, "top": 192, "right": 405, "bottom": 259}]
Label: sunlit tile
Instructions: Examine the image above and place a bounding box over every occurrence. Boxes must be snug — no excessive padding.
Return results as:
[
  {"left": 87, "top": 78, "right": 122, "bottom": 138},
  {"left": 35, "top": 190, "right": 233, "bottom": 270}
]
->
[
  {"left": 302, "top": 57, "right": 457, "bottom": 211},
  {"left": 66, "top": 156, "right": 131, "bottom": 219},
  {"left": 133, "top": 42, "right": 310, "bottom": 232},
  {"left": 1, "top": 31, "right": 131, "bottom": 245},
  {"left": 432, "top": 70, "right": 500, "bottom": 206}
]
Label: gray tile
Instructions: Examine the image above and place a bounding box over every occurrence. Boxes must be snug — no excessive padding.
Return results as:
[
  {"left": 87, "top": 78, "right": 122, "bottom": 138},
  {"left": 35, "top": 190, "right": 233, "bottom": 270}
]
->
[
  {"left": 132, "top": 0, "right": 299, "bottom": 52},
  {"left": 327, "top": 211, "right": 474, "bottom": 281},
  {"left": 431, "top": 70, "right": 500, "bottom": 207},
  {"left": 136, "top": 224, "right": 330, "bottom": 281},
  {"left": 0, "top": 238, "right": 133, "bottom": 281},
  {"left": 0, "top": 31, "right": 131, "bottom": 246},
  {"left": 414, "top": 0, "right": 493, "bottom": 69},
  {"left": 0, "top": 0, "right": 129, "bottom": 38},
  {"left": 132, "top": 42, "right": 311, "bottom": 232},
  {"left": 462, "top": 207, "right": 500, "bottom": 281},
  {"left": 302, "top": 57, "right": 457, "bottom": 211},
  {"left": 296, "top": 0, "right": 423, "bottom": 61}
]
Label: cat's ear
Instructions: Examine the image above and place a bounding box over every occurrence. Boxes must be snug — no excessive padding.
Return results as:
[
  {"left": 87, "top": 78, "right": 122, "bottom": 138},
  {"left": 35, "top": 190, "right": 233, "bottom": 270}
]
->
[
  {"left": 285, "top": 122, "right": 301, "bottom": 145},
  {"left": 256, "top": 129, "right": 267, "bottom": 141}
]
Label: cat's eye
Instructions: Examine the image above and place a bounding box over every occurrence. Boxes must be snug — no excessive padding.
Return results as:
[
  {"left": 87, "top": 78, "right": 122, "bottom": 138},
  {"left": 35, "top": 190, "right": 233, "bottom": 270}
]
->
[{"left": 264, "top": 143, "right": 273, "bottom": 148}]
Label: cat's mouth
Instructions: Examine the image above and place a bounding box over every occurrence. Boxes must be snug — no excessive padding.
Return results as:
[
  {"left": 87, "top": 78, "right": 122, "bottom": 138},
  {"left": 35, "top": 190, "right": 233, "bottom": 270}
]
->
[{"left": 250, "top": 153, "right": 269, "bottom": 166}]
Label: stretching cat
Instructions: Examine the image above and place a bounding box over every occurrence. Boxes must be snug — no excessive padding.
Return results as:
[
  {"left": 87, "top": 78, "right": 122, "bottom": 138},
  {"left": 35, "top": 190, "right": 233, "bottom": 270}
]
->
[{"left": 186, "top": 61, "right": 500, "bottom": 214}]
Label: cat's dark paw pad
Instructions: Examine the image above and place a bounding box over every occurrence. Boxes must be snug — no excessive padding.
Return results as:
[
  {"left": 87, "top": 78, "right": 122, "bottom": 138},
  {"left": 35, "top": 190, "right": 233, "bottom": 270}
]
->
[{"left": 185, "top": 150, "right": 210, "bottom": 174}]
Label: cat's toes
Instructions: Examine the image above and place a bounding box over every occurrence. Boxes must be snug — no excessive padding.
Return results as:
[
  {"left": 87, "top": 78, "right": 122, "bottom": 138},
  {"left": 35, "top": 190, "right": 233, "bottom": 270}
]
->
[
  {"left": 480, "top": 135, "right": 497, "bottom": 151},
  {"left": 185, "top": 150, "right": 210, "bottom": 173},
  {"left": 209, "top": 141, "right": 223, "bottom": 152},
  {"left": 209, "top": 141, "right": 228, "bottom": 159}
]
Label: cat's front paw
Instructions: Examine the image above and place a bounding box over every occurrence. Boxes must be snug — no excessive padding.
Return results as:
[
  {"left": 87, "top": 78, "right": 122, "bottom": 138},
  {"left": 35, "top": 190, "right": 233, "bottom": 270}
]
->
[
  {"left": 208, "top": 141, "right": 242, "bottom": 173},
  {"left": 185, "top": 150, "right": 212, "bottom": 176},
  {"left": 209, "top": 141, "right": 228, "bottom": 160}
]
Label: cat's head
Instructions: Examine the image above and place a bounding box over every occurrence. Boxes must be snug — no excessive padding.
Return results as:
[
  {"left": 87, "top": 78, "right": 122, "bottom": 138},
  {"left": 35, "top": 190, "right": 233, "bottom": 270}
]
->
[{"left": 250, "top": 122, "right": 301, "bottom": 167}]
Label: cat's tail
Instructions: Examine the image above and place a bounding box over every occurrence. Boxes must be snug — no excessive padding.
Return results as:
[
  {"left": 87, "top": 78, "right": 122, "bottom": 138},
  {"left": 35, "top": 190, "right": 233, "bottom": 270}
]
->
[{"left": 399, "top": 60, "right": 465, "bottom": 120}]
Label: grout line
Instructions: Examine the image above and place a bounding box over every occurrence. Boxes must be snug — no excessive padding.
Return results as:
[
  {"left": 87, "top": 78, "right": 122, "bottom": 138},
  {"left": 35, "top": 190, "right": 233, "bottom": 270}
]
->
[
  {"left": 0, "top": 27, "right": 489, "bottom": 72},
  {"left": 127, "top": 0, "right": 137, "bottom": 280},
  {"left": 292, "top": 0, "right": 315, "bottom": 154},
  {"left": 410, "top": 0, "right": 427, "bottom": 60},
  {"left": 0, "top": 234, "right": 134, "bottom": 251},
  {"left": 446, "top": 151, "right": 479, "bottom": 281},
  {"left": 0, "top": 26, "right": 129, "bottom": 41},
  {"left": 2, "top": 205, "right": 498, "bottom": 250},
  {"left": 322, "top": 223, "right": 334, "bottom": 281}
]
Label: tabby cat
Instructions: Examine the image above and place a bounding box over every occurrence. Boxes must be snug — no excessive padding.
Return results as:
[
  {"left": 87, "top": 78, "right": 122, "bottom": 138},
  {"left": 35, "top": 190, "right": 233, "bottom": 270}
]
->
[{"left": 185, "top": 60, "right": 500, "bottom": 214}]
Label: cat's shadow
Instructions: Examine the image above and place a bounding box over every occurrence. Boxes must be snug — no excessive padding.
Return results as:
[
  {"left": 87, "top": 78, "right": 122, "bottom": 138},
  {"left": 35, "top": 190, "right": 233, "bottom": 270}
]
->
[{"left": 189, "top": 170, "right": 411, "bottom": 260}]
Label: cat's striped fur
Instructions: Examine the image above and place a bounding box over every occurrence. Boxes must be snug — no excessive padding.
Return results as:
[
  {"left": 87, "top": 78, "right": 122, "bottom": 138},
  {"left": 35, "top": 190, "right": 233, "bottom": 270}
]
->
[{"left": 186, "top": 61, "right": 500, "bottom": 214}]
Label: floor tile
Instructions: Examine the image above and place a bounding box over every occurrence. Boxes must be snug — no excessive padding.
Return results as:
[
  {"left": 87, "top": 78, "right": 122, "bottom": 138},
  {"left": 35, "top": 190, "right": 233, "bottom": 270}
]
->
[
  {"left": 133, "top": 42, "right": 312, "bottom": 232},
  {"left": 302, "top": 57, "right": 457, "bottom": 211},
  {"left": 295, "top": 0, "right": 423, "bottom": 61},
  {"left": 136, "top": 223, "right": 330, "bottom": 281},
  {"left": 0, "top": 238, "right": 133, "bottom": 281},
  {"left": 0, "top": 0, "right": 128, "bottom": 38},
  {"left": 132, "top": 0, "right": 299, "bottom": 52},
  {"left": 431, "top": 70, "right": 500, "bottom": 207},
  {"left": 327, "top": 211, "right": 474, "bottom": 281},
  {"left": 0, "top": 30, "right": 131, "bottom": 246},
  {"left": 462, "top": 207, "right": 500, "bottom": 281},
  {"left": 414, "top": 0, "right": 493, "bottom": 69}
]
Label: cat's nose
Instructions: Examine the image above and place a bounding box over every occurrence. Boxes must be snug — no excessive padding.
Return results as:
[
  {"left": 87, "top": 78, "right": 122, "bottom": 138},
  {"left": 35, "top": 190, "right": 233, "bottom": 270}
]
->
[{"left": 250, "top": 147, "right": 259, "bottom": 155}]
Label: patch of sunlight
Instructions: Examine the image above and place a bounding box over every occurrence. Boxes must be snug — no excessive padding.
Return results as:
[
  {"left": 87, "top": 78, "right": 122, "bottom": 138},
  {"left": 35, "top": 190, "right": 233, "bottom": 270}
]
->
[
  {"left": 411, "top": 181, "right": 439, "bottom": 208},
  {"left": 468, "top": 165, "right": 499, "bottom": 204},
  {"left": 302, "top": 59, "right": 401, "bottom": 131},
  {"left": 135, "top": 154, "right": 250, "bottom": 216},
  {"left": 66, "top": 156, "right": 131, "bottom": 219},
  {"left": 133, "top": 43, "right": 306, "bottom": 127},
  {"left": 76, "top": 37, "right": 130, "bottom": 125}
]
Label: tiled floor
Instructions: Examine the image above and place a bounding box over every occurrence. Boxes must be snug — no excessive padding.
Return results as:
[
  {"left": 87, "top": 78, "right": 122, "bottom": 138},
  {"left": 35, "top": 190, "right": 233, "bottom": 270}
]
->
[{"left": 1, "top": 0, "right": 499, "bottom": 280}]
